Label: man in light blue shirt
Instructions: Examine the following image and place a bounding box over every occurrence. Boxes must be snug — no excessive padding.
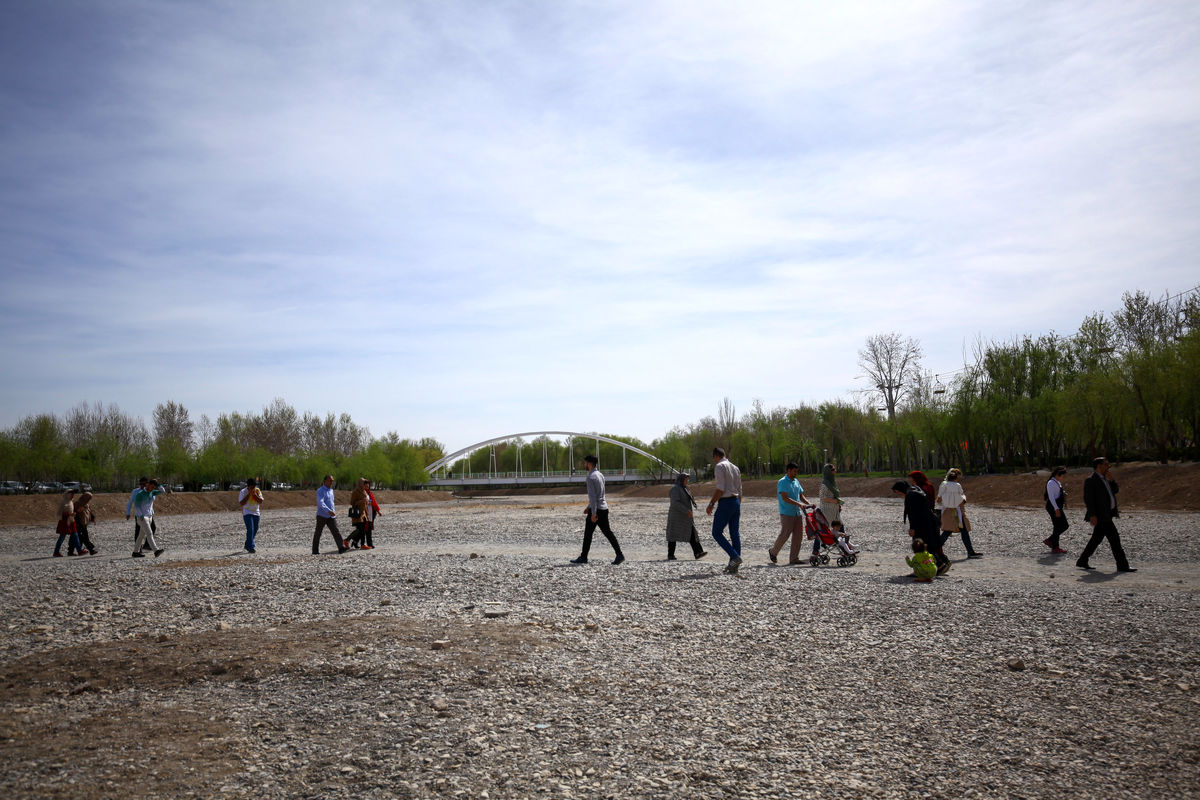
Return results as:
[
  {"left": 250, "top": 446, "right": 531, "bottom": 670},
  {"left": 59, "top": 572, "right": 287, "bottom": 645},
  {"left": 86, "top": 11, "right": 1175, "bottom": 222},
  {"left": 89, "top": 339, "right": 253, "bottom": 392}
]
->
[
  {"left": 768, "top": 462, "right": 814, "bottom": 565},
  {"left": 125, "top": 477, "right": 155, "bottom": 552},
  {"left": 313, "top": 475, "right": 347, "bottom": 555},
  {"left": 131, "top": 478, "right": 167, "bottom": 558}
]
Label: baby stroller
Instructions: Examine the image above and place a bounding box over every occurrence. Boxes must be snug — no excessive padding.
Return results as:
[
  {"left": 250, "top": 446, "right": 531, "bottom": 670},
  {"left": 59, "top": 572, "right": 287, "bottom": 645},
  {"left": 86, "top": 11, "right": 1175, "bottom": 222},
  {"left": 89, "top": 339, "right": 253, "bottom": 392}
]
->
[{"left": 805, "top": 507, "right": 859, "bottom": 567}]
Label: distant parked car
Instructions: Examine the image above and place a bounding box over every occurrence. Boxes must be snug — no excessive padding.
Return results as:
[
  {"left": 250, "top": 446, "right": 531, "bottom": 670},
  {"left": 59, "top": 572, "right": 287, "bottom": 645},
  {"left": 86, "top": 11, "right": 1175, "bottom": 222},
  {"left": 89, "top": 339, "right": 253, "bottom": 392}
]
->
[
  {"left": 273, "top": 482, "right": 294, "bottom": 491},
  {"left": 0, "top": 480, "right": 24, "bottom": 494},
  {"left": 171, "top": 484, "right": 183, "bottom": 492},
  {"left": 201, "top": 483, "right": 218, "bottom": 491}
]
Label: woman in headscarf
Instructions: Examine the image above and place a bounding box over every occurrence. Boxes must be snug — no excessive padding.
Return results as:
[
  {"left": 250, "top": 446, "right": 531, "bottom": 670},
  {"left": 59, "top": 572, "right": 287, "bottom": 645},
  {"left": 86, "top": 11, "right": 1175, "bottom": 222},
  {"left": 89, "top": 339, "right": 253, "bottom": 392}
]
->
[
  {"left": 363, "top": 479, "right": 383, "bottom": 549},
  {"left": 53, "top": 489, "right": 81, "bottom": 557},
  {"left": 75, "top": 491, "right": 97, "bottom": 555},
  {"left": 347, "top": 478, "right": 371, "bottom": 549},
  {"left": 665, "top": 473, "right": 707, "bottom": 560},
  {"left": 907, "top": 470, "right": 937, "bottom": 510},
  {"left": 819, "top": 463, "right": 843, "bottom": 524}
]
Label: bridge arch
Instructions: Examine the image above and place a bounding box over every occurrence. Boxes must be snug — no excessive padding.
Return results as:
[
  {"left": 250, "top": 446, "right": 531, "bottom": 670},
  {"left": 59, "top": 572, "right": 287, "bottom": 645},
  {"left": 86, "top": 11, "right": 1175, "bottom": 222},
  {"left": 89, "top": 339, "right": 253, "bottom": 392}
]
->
[{"left": 424, "top": 431, "right": 679, "bottom": 488}]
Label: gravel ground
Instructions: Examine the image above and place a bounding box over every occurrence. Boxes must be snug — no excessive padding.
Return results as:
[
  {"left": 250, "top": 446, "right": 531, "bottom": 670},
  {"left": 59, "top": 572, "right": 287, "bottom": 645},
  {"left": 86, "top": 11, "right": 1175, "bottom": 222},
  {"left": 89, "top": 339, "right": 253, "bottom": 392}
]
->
[{"left": 1, "top": 497, "right": 1197, "bottom": 799}]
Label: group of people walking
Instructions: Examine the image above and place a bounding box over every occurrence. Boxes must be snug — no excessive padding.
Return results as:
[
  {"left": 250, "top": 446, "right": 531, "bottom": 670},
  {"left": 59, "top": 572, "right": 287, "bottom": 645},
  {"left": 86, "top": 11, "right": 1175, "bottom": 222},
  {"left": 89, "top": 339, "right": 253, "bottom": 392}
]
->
[
  {"left": 312, "top": 475, "right": 384, "bottom": 554},
  {"left": 46, "top": 457, "right": 1136, "bottom": 576},
  {"left": 571, "top": 450, "right": 1136, "bottom": 580}
]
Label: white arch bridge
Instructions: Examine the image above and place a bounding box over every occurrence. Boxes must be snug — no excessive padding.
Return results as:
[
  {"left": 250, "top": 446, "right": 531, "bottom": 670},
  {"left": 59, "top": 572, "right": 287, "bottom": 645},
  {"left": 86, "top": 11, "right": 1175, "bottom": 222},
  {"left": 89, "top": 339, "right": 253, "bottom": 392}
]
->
[{"left": 423, "top": 431, "right": 680, "bottom": 488}]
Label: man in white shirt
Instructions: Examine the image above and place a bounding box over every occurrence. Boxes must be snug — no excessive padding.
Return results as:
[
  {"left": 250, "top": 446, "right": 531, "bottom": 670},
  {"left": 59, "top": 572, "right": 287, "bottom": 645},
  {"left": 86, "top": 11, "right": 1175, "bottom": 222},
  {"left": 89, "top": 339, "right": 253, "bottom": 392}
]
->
[{"left": 706, "top": 448, "right": 743, "bottom": 574}]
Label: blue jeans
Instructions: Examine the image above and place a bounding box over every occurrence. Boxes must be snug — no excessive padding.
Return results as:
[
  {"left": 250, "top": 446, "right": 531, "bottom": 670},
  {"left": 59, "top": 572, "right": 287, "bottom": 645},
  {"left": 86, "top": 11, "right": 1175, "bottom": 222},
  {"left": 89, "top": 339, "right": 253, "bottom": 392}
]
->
[
  {"left": 711, "top": 497, "right": 741, "bottom": 560},
  {"left": 243, "top": 514, "right": 260, "bottom": 550},
  {"left": 55, "top": 532, "right": 82, "bottom": 554}
]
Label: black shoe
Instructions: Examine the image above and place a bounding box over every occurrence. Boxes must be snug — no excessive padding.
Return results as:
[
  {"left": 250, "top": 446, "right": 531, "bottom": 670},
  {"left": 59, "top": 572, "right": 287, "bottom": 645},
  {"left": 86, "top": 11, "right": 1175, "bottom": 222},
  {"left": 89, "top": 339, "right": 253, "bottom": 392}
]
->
[
  {"left": 131, "top": 551, "right": 145, "bottom": 558},
  {"left": 1076, "top": 560, "right": 1095, "bottom": 570},
  {"left": 967, "top": 552, "right": 984, "bottom": 559},
  {"left": 695, "top": 550, "right": 708, "bottom": 560},
  {"left": 312, "top": 551, "right": 321, "bottom": 555},
  {"left": 612, "top": 555, "right": 625, "bottom": 565},
  {"left": 767, "top": 549, "right": 778, "bottom": 564},
  {"left": 1117, "top": 566, "right": 1138, "bottom": 573},
  {"left": 247, "top": 548, "right": 256, "bottom": 554},
  {"left": 666, "top": 555, "right": 677, "bottom": 561},
  {"left": 570, "top": 556, "right": 587, "bottom": 564},
  {"left": 154, "top": 549, "right": 164, "bottom": 558}
]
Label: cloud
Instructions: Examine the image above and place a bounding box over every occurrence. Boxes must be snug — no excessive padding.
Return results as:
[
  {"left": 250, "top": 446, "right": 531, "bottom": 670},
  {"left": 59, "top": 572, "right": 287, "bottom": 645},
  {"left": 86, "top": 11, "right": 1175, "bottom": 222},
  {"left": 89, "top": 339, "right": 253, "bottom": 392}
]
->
[{"left": 1, "top": 1, "right": 1197, "bottom": 447}]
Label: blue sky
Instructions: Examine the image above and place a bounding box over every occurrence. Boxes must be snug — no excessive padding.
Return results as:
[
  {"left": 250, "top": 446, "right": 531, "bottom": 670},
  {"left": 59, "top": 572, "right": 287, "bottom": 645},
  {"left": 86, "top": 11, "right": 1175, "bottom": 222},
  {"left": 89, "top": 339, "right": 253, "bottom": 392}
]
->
[{"left": 1, "top": 0, "right": 1197, "bottom": 451}]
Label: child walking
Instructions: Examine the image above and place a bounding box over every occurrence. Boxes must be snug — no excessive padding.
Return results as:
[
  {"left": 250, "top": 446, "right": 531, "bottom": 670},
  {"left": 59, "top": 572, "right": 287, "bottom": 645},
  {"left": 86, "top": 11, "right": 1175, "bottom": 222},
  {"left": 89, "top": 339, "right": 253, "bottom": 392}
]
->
[{"left": 907, "top": 538, "right": 937, "bottom": 583}]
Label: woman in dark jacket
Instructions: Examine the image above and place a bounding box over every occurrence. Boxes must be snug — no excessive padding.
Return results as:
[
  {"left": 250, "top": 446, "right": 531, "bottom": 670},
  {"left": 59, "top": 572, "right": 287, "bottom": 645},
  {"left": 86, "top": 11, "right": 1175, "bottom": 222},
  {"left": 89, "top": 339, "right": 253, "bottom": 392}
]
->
[{"left": 893, "top": 481, "right": 949, "bottom": 574}]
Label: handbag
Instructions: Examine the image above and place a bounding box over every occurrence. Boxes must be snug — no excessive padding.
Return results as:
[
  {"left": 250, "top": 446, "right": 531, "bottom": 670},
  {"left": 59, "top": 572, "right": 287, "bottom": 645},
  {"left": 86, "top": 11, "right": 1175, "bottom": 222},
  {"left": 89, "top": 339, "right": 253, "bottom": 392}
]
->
[{"left": 940, "top": 507, "right": 960, "bottom": 532}]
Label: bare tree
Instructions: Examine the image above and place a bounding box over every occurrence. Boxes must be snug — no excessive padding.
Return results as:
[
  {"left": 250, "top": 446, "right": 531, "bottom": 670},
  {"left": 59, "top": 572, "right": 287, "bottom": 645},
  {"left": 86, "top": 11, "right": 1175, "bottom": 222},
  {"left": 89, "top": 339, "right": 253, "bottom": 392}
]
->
[
  {"left": 153, "top": 400, "right": 195, "bottom": 454},
  {"left": 716, "top": 397, "right": 737, "bottom": 450},
  {"left": 857, "top": 333, "right": 923, "bottom": 421}
]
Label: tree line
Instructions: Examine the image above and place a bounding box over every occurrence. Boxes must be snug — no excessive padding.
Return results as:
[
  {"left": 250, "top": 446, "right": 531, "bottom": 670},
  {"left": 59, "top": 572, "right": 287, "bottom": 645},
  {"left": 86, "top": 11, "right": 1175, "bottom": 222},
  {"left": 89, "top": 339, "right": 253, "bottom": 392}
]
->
[
  {"left": 648, "top": 288, "right": 1199, "bottom": 477},
  {"left": 2, "top": 288, "right": 1195, "bottom": 490},
  {"left": 0, "top": 397, "right": 443, "bottom": 491}
]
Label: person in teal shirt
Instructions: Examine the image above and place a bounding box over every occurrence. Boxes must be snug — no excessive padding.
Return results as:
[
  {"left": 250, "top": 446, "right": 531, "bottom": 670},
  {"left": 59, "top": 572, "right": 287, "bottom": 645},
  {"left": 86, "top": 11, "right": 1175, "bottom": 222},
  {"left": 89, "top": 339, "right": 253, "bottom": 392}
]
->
[
  {"left": 131, "top": 479, "right": 167, "bottom": 558},
  {"left": 768, "top": 462, "right": 815, "bottom": 564}
]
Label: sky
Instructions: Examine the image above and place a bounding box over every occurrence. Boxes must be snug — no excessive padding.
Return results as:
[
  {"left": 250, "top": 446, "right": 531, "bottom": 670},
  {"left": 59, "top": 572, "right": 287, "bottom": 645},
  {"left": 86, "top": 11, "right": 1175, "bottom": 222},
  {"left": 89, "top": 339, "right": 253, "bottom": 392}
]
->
[{"left": 1, "top": 0, "right": 1197, "bottom": 453}]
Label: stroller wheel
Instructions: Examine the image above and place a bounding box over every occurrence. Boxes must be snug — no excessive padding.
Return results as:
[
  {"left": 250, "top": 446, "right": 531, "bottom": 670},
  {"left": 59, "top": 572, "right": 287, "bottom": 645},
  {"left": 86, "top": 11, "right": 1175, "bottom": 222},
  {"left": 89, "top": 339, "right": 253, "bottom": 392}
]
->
[
  {"left": 820, "top": 554, "right": 830, "bottom": 565},
  {"left": 836, "top": 557, "right": 846, "bottom": 567},
  {"left": 809, "top": 556, "right": 819, "bottom": 566},
  {"left": 849, "top": 554, "right": 857, "bottom": 566}
]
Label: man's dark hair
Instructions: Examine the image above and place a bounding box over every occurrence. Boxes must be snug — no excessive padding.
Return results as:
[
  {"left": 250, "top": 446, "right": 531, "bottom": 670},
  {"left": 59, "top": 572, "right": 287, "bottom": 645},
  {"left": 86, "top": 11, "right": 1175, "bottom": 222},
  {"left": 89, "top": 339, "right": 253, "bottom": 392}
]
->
[
  {"left": 712, "top": 447, "right": 726, "bottom": 458},
  {"left": 1092, "top": 457, "right": 1108, "bottom": 469},
  {"left": 892, "top": 481, "right": 910, "bottom": 494},
  {"left": 785, "top": 462, "right": 799, "bottom": 471},
  {"left": 584, "top": 454, "right": 598, "bottom": 466},
  {"left": 323, "top": 474, "right": 334, "bottom": 481}
]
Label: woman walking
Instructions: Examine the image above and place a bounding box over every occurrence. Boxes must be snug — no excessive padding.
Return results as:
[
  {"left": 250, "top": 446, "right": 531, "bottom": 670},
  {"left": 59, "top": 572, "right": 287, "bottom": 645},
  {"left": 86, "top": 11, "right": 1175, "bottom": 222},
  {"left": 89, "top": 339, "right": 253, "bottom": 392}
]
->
[
  {"left": 75, "top": 491, "right": 97, "bottom": 555},
  {"left": 347, "top": 478, "right": 371, "bottom": 549},
  {"left": 1044, "top": 466, "right": 1069, "bottom": 553},
  {"left": 936, "top": 468, "right": 982, "bottom": 559},
  {"left": 53, "top": 489, "right": 82, "bottom": 557},
  {"left": 818, "top": 463, "right": 843, "bottom": 525},
  {"left": 363, "top": 479, "right": 383, "bottom": 549},
  {"left": 238, "top": 477, "right": 263, "bottom": 553},
  {"left": 665, "top": 473, "right": 707, "bottom": 560}
]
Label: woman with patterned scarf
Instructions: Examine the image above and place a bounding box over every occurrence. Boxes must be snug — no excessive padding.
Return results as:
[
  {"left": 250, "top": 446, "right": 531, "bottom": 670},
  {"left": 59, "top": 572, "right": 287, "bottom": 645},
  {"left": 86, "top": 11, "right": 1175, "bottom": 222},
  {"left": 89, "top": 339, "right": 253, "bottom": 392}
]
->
[{"left": 819, "top": 463, "right": 843, "bottom": 524}]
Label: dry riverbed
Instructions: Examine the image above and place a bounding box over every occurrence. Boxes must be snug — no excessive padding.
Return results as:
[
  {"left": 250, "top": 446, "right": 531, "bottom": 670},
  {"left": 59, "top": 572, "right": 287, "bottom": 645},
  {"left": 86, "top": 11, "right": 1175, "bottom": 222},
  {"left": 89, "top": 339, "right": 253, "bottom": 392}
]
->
[{"left": 1, "top": 497, "right": 1197, "bottom": 799}]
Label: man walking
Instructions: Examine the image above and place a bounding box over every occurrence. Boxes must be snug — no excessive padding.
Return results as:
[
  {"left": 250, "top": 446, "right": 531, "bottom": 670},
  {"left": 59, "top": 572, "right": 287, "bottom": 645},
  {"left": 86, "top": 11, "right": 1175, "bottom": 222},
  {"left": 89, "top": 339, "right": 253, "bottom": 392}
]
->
[
  {"left": 313, "top": 474, "right": 348, "bottom": 555},
  {"left": 768, "top": 462, "right": 814, "bottom": 565},
  {"left": 1077, "top": 457, "right": 1136, "bottom": 572},
  {"left": 130, "top": 478, "right": 167, "bottom": 558},
  {"left": 126, "top": 477, "right": 155, "bottom": 552},
  {"left": 706, "top": 448, "right": 743, "bottom": 574},
  {"left": 571, "top": 455, "right": 625, "bottom": 565}
]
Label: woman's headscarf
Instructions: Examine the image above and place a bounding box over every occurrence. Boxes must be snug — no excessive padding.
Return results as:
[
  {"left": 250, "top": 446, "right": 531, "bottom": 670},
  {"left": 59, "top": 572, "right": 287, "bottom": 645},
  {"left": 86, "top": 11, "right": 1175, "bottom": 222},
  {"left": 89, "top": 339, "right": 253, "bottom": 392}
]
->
[
  {"left": 672, "top": 472, "right": 697, "bottom": 508},
  {"left": 821, "top": 463, "right": 840, "bottom": 500},
  {"left": 58, "top": 490, "right": 77, "bottom": 517}
]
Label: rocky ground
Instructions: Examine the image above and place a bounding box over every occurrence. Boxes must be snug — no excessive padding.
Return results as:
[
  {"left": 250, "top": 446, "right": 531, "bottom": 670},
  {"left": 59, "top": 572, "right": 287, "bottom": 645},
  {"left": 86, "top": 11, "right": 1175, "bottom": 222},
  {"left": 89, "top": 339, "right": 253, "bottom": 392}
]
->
[{"left": 1, "top": 496, "right": 1197, "bottom": 799}]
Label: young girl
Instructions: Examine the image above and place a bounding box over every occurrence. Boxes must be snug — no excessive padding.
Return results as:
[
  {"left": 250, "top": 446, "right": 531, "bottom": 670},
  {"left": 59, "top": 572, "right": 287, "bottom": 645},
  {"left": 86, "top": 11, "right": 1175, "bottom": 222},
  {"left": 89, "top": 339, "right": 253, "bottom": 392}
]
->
[
  {"left": 907, "top": 538, "right": 937, "bottom": 582},
  {"left": 53, "top": 489, "right": 81, "bottom": 557},
  {"left": 75, "top": 491, "right": 97, "bottom": 555}
]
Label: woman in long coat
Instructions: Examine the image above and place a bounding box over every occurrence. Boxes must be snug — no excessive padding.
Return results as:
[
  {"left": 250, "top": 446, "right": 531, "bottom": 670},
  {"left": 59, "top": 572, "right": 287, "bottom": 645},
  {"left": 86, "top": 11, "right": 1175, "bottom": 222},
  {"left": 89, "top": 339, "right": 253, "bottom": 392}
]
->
[
  {"left": 665, "top": 473, "right": 707, "bottom": 560},
  {"left": 818, "top": 463, "right": 843, "bottom": 524},
  {"left": 347, "top": 478, "right": 371, "bottom": 549},
  {"left": 53, "top": 489, "right": 81, "bottom": 557}
]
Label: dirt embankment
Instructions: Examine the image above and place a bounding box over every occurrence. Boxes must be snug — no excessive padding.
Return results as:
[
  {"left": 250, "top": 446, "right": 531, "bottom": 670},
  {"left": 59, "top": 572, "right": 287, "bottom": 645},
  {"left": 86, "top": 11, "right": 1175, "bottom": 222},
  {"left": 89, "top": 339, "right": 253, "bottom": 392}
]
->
[{"left": 3, "top": 463, "right": 1196, "bottom": 527}]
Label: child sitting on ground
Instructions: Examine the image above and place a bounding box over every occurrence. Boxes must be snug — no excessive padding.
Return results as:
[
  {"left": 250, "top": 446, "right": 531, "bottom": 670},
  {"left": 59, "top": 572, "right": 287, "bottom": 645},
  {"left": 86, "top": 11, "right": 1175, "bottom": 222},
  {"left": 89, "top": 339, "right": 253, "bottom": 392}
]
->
[{"left": 907, "top": 538, "right": 937, "bottom": 582}]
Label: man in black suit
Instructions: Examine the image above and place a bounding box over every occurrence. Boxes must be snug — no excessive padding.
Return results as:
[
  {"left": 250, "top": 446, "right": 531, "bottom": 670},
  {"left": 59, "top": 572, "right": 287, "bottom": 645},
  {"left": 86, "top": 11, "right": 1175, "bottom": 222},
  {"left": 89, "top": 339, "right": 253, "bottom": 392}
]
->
[{"left": 1077, "top": 457, "right": 1136, "bottom": 572}]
